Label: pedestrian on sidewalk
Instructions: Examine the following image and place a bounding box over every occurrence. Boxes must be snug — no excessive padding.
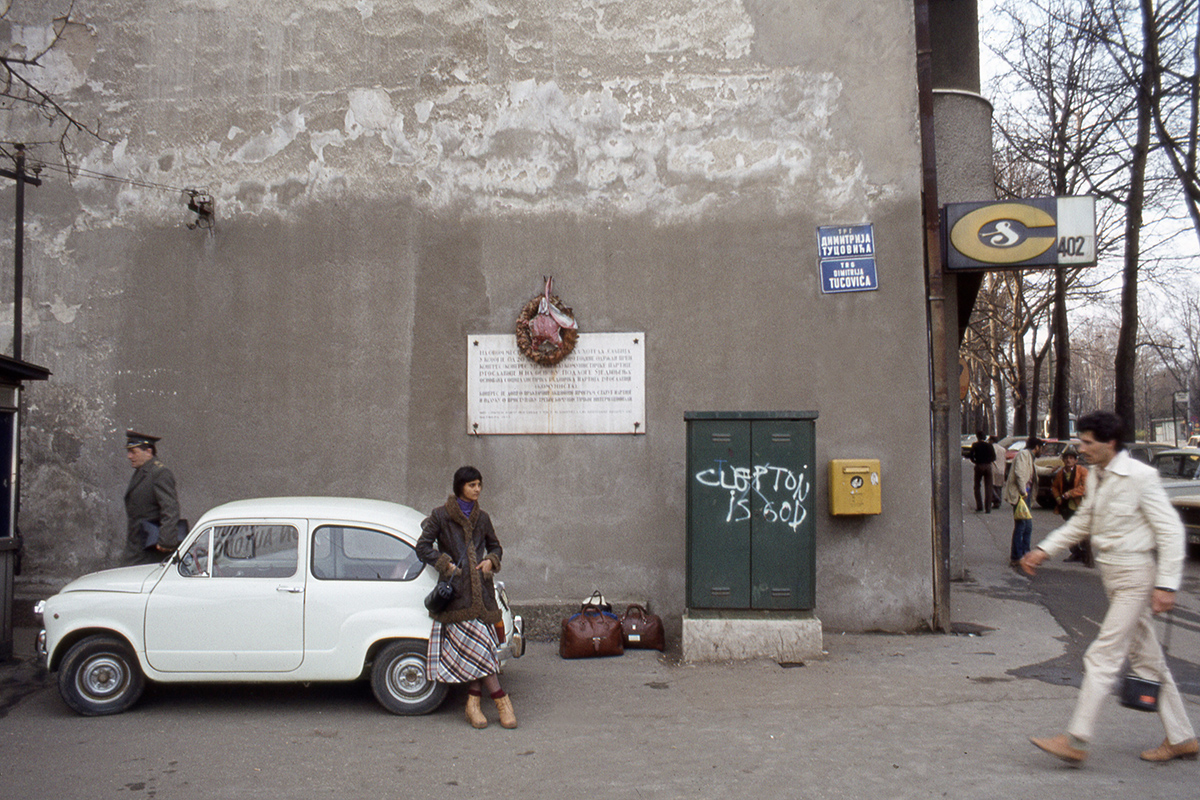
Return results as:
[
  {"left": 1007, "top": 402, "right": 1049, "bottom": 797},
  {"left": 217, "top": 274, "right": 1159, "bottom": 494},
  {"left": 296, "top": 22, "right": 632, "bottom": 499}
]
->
[
  {"left": 1020, "top": 410, "right": 1197, "bottom": 766},
  {"left": 416, "top": 466, "right": 517, "bottom": 730},
  {"left": 989, "top": 435, "right": 1006, "bottom": 510},
  {"left": 122, "top": 430, "right": 183, "bottom": 566},
  {"left": 968, "top": 431, "right": 996, "bottom": 513},
  {"left": 1052, "top": 447, "right": 1092, "bottom": 567},
  {"left": 1004, "top": 435, "right": 1042, "bottom": 566}
]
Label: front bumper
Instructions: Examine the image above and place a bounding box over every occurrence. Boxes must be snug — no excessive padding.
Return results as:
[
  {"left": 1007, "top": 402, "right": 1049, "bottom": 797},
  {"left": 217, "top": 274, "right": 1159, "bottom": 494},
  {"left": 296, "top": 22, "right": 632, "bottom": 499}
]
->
[{"left": 33, "top": 599, "right": 47, "bottom": 662}]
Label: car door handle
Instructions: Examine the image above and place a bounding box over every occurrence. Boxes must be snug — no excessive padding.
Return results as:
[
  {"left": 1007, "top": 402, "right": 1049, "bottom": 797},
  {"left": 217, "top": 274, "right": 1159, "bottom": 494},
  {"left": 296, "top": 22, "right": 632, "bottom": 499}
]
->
[{"left": 276, "top": 585, "right": 304, "bottom": 594}]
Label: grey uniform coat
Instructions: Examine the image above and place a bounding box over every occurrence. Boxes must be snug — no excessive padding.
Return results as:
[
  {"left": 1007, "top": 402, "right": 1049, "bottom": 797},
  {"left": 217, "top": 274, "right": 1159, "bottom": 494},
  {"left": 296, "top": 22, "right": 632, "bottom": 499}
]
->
[{"left": 124, "top": 458, "right": 181, "bottom": 560}]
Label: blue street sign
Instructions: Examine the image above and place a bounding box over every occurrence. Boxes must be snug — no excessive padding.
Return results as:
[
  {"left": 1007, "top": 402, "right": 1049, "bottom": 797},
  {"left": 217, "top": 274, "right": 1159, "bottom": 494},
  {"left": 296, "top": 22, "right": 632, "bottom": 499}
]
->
[{"left": 818, "top": 224, "right": 878, "bottom": 294}]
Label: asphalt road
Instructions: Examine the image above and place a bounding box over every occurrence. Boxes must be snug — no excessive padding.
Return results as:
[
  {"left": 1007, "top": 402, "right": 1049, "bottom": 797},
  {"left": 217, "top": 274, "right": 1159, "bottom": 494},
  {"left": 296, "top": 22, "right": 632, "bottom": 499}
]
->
[{"left": 1007, "top": 553, "right": 1200, "bottom": 696}]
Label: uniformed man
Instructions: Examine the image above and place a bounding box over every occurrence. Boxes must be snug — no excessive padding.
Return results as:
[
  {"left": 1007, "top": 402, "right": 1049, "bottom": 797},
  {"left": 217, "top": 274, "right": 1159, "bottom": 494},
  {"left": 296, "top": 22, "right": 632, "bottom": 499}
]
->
[{"left": 122, "top": 430, "right": 182, "bottom": 565}]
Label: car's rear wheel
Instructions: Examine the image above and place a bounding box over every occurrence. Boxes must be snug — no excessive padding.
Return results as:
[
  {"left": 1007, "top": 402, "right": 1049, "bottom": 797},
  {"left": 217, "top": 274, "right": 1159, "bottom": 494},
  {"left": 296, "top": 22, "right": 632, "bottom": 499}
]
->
[
  {"left": 58, "top": 634, "right": 145, "bottom": 716},
  {"left": 370, "top": 640, "right": 448, "bottom": 715}
]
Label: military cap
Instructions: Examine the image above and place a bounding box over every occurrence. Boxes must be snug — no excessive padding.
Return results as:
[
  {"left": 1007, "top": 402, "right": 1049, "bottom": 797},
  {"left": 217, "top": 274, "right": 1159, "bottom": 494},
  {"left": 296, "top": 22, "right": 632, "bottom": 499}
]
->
[{"left": 125, "top": 430, "right": 161, "bottom": 449}]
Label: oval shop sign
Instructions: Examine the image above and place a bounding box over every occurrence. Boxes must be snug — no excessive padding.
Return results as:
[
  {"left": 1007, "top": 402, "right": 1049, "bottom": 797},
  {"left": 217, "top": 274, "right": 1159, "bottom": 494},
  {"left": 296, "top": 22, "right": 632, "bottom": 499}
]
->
[{"left": 943, "top": 196, "right": 1095, "bottom": 271}]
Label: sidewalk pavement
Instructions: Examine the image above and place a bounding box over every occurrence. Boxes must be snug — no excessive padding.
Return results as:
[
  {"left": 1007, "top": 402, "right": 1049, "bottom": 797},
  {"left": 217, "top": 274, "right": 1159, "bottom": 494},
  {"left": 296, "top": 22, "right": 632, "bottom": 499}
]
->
[{"left": 1, "top": 470, "right": 1196, "bottom": 799}]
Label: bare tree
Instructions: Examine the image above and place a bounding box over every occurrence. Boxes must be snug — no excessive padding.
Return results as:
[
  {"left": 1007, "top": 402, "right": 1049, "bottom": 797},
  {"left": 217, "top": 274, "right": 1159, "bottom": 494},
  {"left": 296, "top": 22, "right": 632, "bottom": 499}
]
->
[
  {"left": 986, "top": 0, "right": 1193, "bottom": 435},
  {"left": 0, "top": 1, "right": 106, "bottom": 167},
  {"left": 1145, "top": 0, "right": 1200, "bottom": 244},
  {"left": 989, "top": 0, "right": 1132, "bottom": 436}
]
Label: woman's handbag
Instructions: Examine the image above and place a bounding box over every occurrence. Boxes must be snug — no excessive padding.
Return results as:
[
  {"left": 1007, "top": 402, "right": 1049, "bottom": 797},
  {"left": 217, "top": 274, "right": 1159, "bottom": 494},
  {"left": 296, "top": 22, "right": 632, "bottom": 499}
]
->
[
  {"left": 424, "top": 579, "right": 455, "bottom": 614},
  {"left": 620, "top": 604, "right": 665, "bottom": 650},
  {"left": 1119, "top": 612, "right": 1173, "bottom": 712},
  {"left": 560, "top": 605, "right": 625, "bottom": 658}
]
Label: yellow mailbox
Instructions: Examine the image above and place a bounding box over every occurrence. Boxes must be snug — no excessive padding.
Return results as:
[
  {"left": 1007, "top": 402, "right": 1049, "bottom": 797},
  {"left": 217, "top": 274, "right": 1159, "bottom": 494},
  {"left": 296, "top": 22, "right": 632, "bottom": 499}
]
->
[{"left": 829, "top": 459, "right": 882, "bottom": 515}]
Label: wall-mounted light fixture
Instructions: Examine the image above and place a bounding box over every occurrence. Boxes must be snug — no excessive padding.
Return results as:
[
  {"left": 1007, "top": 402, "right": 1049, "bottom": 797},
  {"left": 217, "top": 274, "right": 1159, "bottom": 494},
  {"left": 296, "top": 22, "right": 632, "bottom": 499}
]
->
[{"left": 184, "top": 188, "right": 214, "bottom": 230}]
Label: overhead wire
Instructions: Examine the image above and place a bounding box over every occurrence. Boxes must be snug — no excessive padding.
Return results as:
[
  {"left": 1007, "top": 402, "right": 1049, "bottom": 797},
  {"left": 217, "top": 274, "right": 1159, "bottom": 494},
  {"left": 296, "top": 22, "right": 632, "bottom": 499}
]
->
[{"left": 31, "top": 159, "right": 197, "bottom": 194}]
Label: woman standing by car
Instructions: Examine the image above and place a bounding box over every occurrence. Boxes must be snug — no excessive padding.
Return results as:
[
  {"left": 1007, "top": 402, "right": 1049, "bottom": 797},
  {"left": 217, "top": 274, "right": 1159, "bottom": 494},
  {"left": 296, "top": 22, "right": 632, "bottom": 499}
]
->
[{"left": 415, "top": 466, "right": 516, "bottom": 729}]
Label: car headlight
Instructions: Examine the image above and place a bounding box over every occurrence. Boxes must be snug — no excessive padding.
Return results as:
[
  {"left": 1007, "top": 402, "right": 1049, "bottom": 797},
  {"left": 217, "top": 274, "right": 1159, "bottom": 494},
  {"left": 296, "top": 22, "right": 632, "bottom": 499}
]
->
[{"left": 32, "top": 600, "right": 45, "bottom": 623}]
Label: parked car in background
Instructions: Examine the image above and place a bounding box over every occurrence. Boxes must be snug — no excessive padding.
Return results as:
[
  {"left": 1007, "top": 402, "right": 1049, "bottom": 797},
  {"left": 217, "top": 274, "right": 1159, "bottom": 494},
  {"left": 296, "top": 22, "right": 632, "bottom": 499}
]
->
[
  {"left": 960, "top": 434, "right": 976, "bottom": 459},
  {"left": 1171, "top": 495, "right": 1200, "bottom": 558},
  {"left": 35, "top": 496, "right": 524, "bottom": 716},
  {"left": 1153, "top": 448, "right": 1200, "bottom": 497},
  {"left": 1126, "top": 442, "right": 1175, "bottom": 465}
]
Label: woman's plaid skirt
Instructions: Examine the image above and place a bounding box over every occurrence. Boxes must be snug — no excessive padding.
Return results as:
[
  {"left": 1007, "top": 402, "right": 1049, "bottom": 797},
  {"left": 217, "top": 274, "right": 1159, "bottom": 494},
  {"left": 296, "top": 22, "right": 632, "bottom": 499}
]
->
[{"left": 426, "top": 619, "right": 500, "bottom": 683}]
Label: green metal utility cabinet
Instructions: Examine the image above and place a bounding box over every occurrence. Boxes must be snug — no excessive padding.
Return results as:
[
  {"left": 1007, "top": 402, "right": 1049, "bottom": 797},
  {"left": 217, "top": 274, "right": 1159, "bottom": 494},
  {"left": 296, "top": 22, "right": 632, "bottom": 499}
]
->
[{"left": 685, "top": 411, "right": 818, "bottom": 611}]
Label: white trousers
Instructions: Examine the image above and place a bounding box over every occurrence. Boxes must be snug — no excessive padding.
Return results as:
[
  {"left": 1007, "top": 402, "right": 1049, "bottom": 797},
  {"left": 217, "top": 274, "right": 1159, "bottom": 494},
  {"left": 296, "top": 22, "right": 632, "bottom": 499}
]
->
[{"left": 1068, "top": 558, "right": 1194, "bottom": 744}]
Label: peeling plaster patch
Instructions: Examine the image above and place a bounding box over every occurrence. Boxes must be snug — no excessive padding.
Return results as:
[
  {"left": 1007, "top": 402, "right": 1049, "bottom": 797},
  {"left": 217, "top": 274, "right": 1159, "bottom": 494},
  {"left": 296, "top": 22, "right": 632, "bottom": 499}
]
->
[
  {"left": 310, "top": 130, "right": 346, "bottom": 161},
  {"left": 227, "top": 126, "right": 245, "bottom": 141},
  {"left": 415, "top": 101, "right": 434, "bottom": 124},
  {"left": 344, "top": 89, "right": 395, "bottom": 140},
  {"left": 5, "top": 20, "right": 94, "bottom": 96},
  {"left": 344, "top": 89, "right": 417, "bottom": 164},
  {"left": 356, "top": 0, "right": 375, "bottom": 21},
  {"left": 272, "top": 178, "right": 308, "bottom": 206},
  {"left": 46, "top": 296, "right": 82, "bottom": 325},
  {"left": 230, "top": 107, "right": 307, "bottom": 164},
  {"left": 563, "top": 0, "right": 754, "bottom": 62},
  {"left": 386, "top": 71, "right": 862, "bottom": 220}
]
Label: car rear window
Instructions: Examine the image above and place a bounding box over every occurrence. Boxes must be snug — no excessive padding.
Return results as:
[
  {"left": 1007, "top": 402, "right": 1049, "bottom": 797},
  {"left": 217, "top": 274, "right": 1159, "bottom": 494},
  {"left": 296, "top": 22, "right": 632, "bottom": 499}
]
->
[{"left": 311, "top": 525, "right": 423, "bottom": 581}]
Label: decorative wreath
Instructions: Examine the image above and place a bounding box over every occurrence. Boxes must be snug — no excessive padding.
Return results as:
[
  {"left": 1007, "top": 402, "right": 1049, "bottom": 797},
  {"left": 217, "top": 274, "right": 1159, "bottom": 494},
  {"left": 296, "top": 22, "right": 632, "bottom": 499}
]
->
[{"left": 515, "top": 293, "right": 580, "bottom": 366}]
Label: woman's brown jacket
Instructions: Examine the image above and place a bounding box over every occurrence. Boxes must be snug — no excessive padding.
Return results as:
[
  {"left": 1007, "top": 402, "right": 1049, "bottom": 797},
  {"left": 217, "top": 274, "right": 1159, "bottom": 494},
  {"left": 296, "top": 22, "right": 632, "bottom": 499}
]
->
[{"left": 415, "top": 496, "right": 503, "bottom": 625}]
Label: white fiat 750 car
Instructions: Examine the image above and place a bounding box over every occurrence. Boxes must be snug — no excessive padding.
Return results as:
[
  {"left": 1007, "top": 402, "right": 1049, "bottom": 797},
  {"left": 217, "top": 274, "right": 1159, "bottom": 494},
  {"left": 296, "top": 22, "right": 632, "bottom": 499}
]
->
[{"left": 35, "top": 497, "right": 524, "bottom": 716}]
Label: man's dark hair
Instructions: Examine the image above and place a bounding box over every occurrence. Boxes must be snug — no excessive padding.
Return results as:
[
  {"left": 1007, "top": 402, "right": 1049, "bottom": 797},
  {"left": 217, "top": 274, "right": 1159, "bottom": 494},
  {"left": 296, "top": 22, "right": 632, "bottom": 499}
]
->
[
  {"left": 453, "top": 465, "right": 483, "bottom": 498},
  {"left": 1078, "top": 410, "right": 1126, "bottom": 451},
  {"left": 1025, "top": 436, "right": 1043, "bottom": 449},
  {"left": 976, "top": 431, "right": 986, "bottom": 441}
]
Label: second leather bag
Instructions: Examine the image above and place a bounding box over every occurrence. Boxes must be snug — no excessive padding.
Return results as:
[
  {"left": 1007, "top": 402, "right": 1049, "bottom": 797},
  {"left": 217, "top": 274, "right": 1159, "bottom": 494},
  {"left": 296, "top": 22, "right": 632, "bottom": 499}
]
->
[
  {"left": 560, "top": 606, "right": 625, "bottom": 658},
  {"left": 620, "top": 604, "right": 665, "bottom": 650}
]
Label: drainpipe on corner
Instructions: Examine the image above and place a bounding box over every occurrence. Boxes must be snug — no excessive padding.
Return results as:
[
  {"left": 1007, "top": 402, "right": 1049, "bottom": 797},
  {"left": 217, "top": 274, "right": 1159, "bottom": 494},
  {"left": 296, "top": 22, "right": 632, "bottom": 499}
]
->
[{"left": 914, "top": 0, "right": 952, "bottom": 632}]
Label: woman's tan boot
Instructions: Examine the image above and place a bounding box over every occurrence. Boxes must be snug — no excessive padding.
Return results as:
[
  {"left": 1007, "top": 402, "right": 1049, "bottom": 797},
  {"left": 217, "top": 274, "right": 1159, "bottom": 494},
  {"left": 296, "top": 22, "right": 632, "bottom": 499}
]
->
[
  {"left": 494, "top": 693, "right": 518, "bottom": 729},
  {"left": 465, "top": 693, "right": 488, "bottom": 729}
]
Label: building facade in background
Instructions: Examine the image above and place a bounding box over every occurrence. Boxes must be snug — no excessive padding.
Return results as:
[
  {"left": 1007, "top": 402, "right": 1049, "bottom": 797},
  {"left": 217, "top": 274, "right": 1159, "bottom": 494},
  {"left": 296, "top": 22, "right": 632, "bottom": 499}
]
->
[{"left": 1, "top": 1, "right": 990, "bottom": 631}]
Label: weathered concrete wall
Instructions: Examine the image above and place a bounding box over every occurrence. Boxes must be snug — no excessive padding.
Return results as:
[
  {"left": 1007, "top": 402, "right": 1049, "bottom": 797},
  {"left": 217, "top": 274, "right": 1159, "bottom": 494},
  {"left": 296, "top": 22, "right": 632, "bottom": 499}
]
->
[{"left": 2, "top": 0, "right": 936, "bottom": 630}]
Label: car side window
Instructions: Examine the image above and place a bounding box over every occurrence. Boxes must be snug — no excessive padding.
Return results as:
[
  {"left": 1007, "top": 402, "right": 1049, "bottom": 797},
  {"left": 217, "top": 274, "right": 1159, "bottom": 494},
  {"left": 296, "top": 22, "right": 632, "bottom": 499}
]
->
[
  {"left": 311, "top": 525, "right": 423, "bottom": 581},
  {"left": 208, "top": 525, "right": 300, "bottom": 578},
  {"left": 1185, "top": 456, "right": 1199, "bottom": 479},
  {"left": 1156, "top": 456, "right": 1177, "bottom": 478}
]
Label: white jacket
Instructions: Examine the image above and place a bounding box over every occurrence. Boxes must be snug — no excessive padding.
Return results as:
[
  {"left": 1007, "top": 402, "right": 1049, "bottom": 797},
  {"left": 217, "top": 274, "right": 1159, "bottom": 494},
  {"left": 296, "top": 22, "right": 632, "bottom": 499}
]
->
[{"left": 1036, "top": 450, "right": 1185, "bottom": 590}]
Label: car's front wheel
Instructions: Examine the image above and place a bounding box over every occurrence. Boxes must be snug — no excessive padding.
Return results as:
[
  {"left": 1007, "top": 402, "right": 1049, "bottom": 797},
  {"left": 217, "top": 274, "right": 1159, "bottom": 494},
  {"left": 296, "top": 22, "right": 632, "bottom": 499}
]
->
[
  {"left": 57, "top": 634, "right": 146, "bottom": 716},
  {"left": 370, "top": 640, "right": 448, "bottom": 715}
]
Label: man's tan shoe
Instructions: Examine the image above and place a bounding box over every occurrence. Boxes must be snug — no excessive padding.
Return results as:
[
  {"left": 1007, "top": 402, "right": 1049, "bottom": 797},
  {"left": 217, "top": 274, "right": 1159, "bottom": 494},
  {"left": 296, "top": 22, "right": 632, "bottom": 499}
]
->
[
  {"left": 1031, "top": 734, "right": 1087, "bottom": 765},
  {"left": 1140, "top": 738, "right": 1199, "bottom": 762}
]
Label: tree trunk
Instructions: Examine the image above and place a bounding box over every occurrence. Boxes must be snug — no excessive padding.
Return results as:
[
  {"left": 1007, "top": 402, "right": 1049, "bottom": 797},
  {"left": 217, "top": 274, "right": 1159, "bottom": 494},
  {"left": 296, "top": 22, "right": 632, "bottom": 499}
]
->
[
  {"left": 1050, "top": 266, "right": 1071, "bottom": 438},
  {"left": 1115, "top": 1, "right": 1156, "bottom": 431}
]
